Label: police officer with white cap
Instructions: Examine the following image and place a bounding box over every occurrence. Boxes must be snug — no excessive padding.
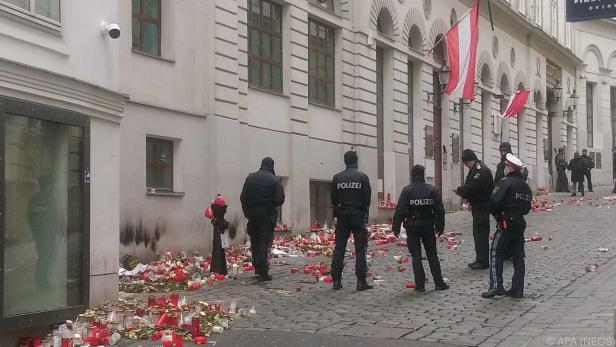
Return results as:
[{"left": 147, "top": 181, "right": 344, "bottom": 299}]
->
[{"left": 482, "top": 153, "right": 532, "bottom": 299}]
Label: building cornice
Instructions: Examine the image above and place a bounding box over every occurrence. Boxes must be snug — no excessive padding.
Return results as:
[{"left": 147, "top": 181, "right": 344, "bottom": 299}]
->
[
  {"left": 0, "top": 57, "right": 127, "bottom": 123},
  {"left": 462, "top": 0, "right": 582, "bottom": 68}
]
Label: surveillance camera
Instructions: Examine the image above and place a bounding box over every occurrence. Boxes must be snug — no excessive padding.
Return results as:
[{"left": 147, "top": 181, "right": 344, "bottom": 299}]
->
[{"left": 101, "top": 21, "right": 121, "bottom": 39}]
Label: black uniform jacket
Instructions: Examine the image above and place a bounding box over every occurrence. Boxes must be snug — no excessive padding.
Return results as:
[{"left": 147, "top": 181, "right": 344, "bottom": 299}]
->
[
  {"left": 489, "top": 171, "right": 532, "bottom": 221},
  {"left": 392, "top": 178, "right": 445, "bottom": 234},
  {"left": 240, "top": 167, "right": 285, "bottom": 220},
  {"left": 331, "top": 164, "right": 371, "bottom": 217},
  {"left": 456, "top": 160, "right": 494, "bottom": 209}
]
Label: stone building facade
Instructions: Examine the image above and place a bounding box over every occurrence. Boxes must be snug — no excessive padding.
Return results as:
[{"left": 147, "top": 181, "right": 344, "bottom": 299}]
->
[{"left": 1, "top": 0, "right": 616, "bottom": 339}]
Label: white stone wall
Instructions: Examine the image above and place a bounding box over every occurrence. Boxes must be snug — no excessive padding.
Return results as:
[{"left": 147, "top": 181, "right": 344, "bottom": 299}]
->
[{"left": 0, "top": 0, "right": 126, "bottom": 309}]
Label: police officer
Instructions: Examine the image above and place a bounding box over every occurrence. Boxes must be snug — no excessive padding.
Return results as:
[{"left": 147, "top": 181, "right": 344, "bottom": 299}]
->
[
  {"left": 240, "top": 157, "right": 285, "bottom": 282},
  {"left": 581, "top": 149, "right": 594, "bottom": 192},
  {"left": 495, "top": 142, "right": 528, "bottom": 183},
  {"left": 392, "top": 165, "right": 449, "bottom": 292},
  {"left": 482, "top": 154, "right": 532, "bottom": 299},
  {"left": 455, "top": 149, "right": 494, "bottom": 269},
  {"left": 330, "top": 151, "right": 372, "bottom": 291}
]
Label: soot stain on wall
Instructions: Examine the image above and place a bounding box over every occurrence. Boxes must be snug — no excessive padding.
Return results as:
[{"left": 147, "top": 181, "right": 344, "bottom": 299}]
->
[{"left": 120, "top": 218, "right": 166, "bottom": 252}]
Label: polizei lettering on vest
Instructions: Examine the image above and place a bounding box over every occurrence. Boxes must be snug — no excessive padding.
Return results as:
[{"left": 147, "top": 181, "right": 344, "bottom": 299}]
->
[
  {"left": 409, "top": 198, "right": 434, "bottom": 206},
  {"left": 337, "top": 182, "right": 362, "bottom": 190}
]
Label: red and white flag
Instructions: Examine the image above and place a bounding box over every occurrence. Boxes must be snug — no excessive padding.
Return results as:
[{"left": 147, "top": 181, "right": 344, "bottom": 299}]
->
[
  {"left": 500, "top": 89, "right": 531, "bottom": 118},
  {"left": 443, "top": 1, "right": 480, "bottom": 100}
]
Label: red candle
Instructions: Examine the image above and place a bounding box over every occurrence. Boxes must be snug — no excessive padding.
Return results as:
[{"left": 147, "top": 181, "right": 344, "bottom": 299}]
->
[
  {"left": 194, "top": 336, "right": 208, "bottom": 345},
  {"left": 61, "top": 338, "right": 73, "bottom": 347},
  {"left": 170, "top": 293, "right": 179, "bottom": 306},
  {"left": 191, "top": 316, "right": 201, "bottom": 339}
]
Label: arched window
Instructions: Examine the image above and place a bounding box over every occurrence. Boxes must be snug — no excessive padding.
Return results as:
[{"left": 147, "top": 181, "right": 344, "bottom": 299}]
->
[
  {"left": 433, "top": 34, "right": 446, "bottom": 64},
  {"left": 377, "top": 8, "right": 394, "bottom": 36},
  {"left": 408, "top": 25, "right": 423, "bottom": 51}
]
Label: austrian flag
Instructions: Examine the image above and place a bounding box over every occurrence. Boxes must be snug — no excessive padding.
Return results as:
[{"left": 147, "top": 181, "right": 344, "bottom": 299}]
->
[
  {"left": 443, "top": 1, "right": 479, "bottom": 100},
  {"left": 500, "top": 89, "right": 531, "bottom": 118}
]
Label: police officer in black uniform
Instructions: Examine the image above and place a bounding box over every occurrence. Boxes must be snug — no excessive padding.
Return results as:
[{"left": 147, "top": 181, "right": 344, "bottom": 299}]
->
[
  {"left": 393, "top": 165, "right": 449, "bottom": 292},
  {"left": 495, "top": 142, "right": 528, "bottom": 183},
  {"left": 482, "top": 154, "right": 532, "bottom": 299},
  {"left": 240, "top": 157, "right": 285, "bottom": 282},
  {"left": 330, "top": 151, "right": 372, "bottom": 291},
  {"left": 455, "top": 149, "right": 494, "bottom": 270}
]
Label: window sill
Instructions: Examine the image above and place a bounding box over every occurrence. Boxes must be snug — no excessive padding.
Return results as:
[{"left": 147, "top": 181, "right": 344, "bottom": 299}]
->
[
  {"left": 309, "top": 101, "right": 341, "bottom": 112},
  {"left": 146, "top": 190, "right": 185, "bottom": 197},
  {"left": 132, "top": 49, "right": 176, "bottom": 64},
  {"left": 0, "top": 3, "right": 61, "bottom": 34},
  {"left": 248, "top": 85, "right": 289, "bottom": 98}
]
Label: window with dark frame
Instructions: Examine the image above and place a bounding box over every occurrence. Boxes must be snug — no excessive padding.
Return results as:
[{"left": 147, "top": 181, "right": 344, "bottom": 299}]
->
[
  {"left": 1, "top": 0, "right": 60, "bottom": 22},
  {"left": 308, "top": 19, "right": 335, "bottom": 107},
  {"left": 425, "top": 125, "right": 435, "bottom": 159},
  {"left": 146, "top": 137, "right": 173, "bottom": 191},
  {"left": 248, "top": 0, "right": 283, "bottom": 92},
  {"left": 132, "top": 0, "right": 161, "bottom": 57},
  {"left": 452, "top": 133, "right": 460, "bottom": 163}
]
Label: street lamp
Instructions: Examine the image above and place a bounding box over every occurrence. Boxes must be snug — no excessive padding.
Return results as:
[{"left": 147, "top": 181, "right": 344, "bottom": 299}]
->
[
  {"left": 427, "top": 60, "right": 450, "bottom": 104},
  {"left": 552, "top": 79, "right": 563, "bottom": 104},
  {"left": 437, "top": 60, "right": 450, "bottom": 91}
]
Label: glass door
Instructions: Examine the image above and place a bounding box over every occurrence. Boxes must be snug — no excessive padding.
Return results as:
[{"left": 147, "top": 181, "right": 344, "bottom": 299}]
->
[{"left": 1, "top": 97, "right": 89, "bottom": 329}]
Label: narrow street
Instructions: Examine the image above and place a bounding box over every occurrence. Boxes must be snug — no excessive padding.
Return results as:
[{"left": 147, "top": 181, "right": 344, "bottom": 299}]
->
[{"left": 119, "top": 187, "right": 616, "bottom": 347}]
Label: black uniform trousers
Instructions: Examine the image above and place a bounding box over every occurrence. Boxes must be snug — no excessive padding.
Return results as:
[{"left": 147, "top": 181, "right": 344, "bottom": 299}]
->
[
  {"left": 489, "top": 218, "right": 526, "bottom": 292},
  {"left": 406, "top": 225, "right": 445, "bottom": 288},
  {"left": 472, "top": 206, "right": 490, "bottom": 266},
  {"left": 584, "top": 171, "right": 593, "bottom": 192},
  {"left": 247, "top": 215, "right": 274, "bottom": 276},
  {"left": 331, "top": 215, "right": 368, "bottom": 280}
]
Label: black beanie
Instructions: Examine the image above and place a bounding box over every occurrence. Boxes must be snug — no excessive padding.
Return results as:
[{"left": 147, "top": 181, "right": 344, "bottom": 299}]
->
[
  {"left": 461, "top": 149, "right": 478, "bottom": 162},
  {"left": 344, "top": 151, "right": 358, "bottom": 166},
  {"left": 411, "top": 165, "right": 425, "bottom": 180},
  {"left": 499, "top": 142, "right": 512, "bottom": 153},
  {"left": 261, "top": 157, "right": 275, "bottom": 170}
]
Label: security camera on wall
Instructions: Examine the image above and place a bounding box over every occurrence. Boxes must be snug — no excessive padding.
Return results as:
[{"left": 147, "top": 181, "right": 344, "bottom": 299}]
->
[{"left": 101, "top": 21, "right": 121, "bottom": 39}]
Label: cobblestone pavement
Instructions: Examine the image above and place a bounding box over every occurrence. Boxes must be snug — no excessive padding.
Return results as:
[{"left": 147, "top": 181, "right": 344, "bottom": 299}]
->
[{"left": 122, "top": 186, "right": 616, "bottom": 347}]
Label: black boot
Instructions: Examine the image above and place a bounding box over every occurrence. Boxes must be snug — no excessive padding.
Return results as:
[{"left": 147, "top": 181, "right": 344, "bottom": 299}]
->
[
  {"left": 257, "top": 273, "right": 272, "bottom": 282},
  {"left": 505, "top": 289, "right": 523, "bottom": 298},
  {"left": 435, "top": 283, "right": 450, "bottom": 291},
  {"left": 356, "top": 274, "right": 373, "bottom": 291},
  {"left": 468, "top": 262, "right": 489, "bottom": 270},
  {"left": 333, "top": 278, "right": 342, "bottom": 290},
  {"left": 481, "top": 287, "right": 507, "bottom": 298}
]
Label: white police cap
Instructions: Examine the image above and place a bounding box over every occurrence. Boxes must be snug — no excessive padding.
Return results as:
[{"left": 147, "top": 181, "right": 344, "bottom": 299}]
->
[{"left": 505, "top": 153, "right": 525, "bottom": 169}]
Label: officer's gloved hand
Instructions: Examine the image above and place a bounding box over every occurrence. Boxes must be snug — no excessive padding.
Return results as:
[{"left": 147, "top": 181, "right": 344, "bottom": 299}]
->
[{"left": 436, "top": 230, "right": 444, "bottom": 237}]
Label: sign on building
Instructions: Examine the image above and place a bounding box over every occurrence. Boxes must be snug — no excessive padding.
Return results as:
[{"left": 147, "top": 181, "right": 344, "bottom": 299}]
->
[{"left": 566, "top": 0, "right": 616, "bottom": 22}]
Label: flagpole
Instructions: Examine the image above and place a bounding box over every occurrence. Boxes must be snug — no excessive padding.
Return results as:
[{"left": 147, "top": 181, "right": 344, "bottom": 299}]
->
[{"left": 487, "top": 0, "right": 495, "bottom": 31}]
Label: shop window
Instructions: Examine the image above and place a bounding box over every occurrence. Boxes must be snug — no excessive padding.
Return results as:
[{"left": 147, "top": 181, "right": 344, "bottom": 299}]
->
[
  {"left": 1, "top": 98, "right": 88, "bottom": 328},
  {"left": 1, "top": 0, "right": 60, "bottom": 21},
  {"left": 308, "top": 19, "right": 336, "bottom": 107},
  {"left": 248, "top": 0, "right": 283, "bottom": 92},
  {"left": 132, "top": 0, "right": 161, "bottom": 56},
  {"left": 146, "top": 137, "right": 173, "bottom": 191}
]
